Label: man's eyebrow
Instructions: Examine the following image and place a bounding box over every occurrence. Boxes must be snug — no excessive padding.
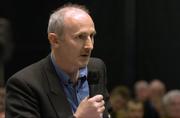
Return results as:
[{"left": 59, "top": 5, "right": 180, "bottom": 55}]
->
[{"left": 74, "top": 30, "right": 96, "bottom": 36}]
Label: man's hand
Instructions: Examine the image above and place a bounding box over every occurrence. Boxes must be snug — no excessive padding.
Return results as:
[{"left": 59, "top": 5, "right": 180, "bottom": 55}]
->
[{"left": 74, "top": 94, "right": 105, "bottom": 118}]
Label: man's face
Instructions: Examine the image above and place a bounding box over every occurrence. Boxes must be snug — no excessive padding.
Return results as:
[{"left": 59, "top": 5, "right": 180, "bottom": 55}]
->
[
  {"left": 127, "top": 102, "right": 144, "bottom": 118},
  {"left": 110, "top": 95, "right": 128, "bottom": 111},
  {"left": 168, "top": 95, "right": 180, "bottom": 118},
  {"left": 55, "top": 10, "right": 96, "bottom": 71},
  {"left": 136, "top": 87, "right": 149, "bottom": 101}
]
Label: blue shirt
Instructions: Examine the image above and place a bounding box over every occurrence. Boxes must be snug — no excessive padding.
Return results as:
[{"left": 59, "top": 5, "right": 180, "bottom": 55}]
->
[{"left": 51, "top": 54, "right": 89, "bottom": 113}]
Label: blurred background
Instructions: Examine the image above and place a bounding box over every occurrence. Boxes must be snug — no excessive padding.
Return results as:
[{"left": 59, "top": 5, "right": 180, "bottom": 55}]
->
[{"left": 0, "top": 0, "right": 180, "bottom": 92}]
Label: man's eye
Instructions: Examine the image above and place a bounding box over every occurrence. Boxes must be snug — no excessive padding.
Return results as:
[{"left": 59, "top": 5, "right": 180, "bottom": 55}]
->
[
  {"left": 90, "top": 34, "right": 95, "bottom": 39},
  {"left": 78, "top": 34, "right": 86, "bottom": 40},
  {"left": 75, "top": 33, "right": 95, "bottom": 40}
]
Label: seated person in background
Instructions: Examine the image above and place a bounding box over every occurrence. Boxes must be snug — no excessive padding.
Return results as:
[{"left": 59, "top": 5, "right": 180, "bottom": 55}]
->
[
  {"left": 109, "top": 85, "right": 130, "bottom": 118},
  {"left": 134, "top": 80, "right": 159, "bottom": 118},
  {"left": 0, "top": 87, "right": 5, "bottom": 118},
  {"left": 0, "top": 18, "right": 13, "bottom": 85},
  {"left": 134, "top": 80, "right": 149, "bottom": 102},
  {"left": 163, "top": 90, "right": 180, "bottom": 118},
  {"left": 149, "top": 79, "right": 166, "bottom": 103},
  {"left": 126, "top": 99, "right": 144, "bottom": 118},
  {"left": 149, "top": 79, "right": 166, "bottom": 118}
]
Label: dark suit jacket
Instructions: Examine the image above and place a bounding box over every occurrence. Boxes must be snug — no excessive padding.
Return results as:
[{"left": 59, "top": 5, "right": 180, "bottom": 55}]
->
[{"left": 5, "top": 55, "right": 110, "bottom": 118}]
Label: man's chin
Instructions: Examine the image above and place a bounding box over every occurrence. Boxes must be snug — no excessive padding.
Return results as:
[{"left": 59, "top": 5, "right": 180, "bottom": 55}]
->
[
  {"left": 79, "top": 61, "right": 89, "bottom": 68},
  {"left": 80, "top": 62, "right": 88, "bottom": 68},
  {"left": 78, "top": 56, "right": 90, "bottom": 66}
]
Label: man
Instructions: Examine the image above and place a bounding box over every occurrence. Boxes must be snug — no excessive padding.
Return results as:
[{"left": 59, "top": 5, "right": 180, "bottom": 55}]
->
[
  {"left": 149, "top": 79, "right": 166, "bottom": 118},
  {"left": 109, "top": 85, "right": 130, "bottom": 118},
  {"left": 163, "top": 90, "right": 180, "bottom": 118},
  {"left": 127, "top": 100, "right": 144, "bottom": 118},
  {"left": 0, "top": 87, "right": 5, "bottom": 118},
  {"left": 134, "top": 80, "right": 160, "bottom": 118},
  {"left": 149, "top": 79, "right": 166, "bottom": 101},
  {"left": 134, "top": 80, "right": 149, "bottom": 102},
  {"left": 0, "top": 18, "right": 13, "bottom": 86},
  {"left": 5, "top": 4, "right": 110, "bottom": 118}
]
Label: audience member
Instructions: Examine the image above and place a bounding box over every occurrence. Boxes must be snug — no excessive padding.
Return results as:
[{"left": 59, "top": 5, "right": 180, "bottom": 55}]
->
[
  {"left": 0, "top": 18, "right": 13, "bottom": 86},
  {"left": 109, "top": 85, "right": 130, "bottom": 118},
  {"left": 134, "top": 80, "right": 160, "bottom": 118},
  {"left": 127, "top": 99, "right": 144, "bottom": 118},
  {"left": 134, "top": 80, "right": 149, "bottom": 102},
  {"left": 149, "top": 79, "right": 166, "bottom": 100},
  {"left": 0, "top": 87, "right": 5, "bottom": 118},
  {"left": 163, "top": 90, "right": 180, "bottom": 118},
  {"left": 149, "top": 79, "right": 166, "bottom": 118}
]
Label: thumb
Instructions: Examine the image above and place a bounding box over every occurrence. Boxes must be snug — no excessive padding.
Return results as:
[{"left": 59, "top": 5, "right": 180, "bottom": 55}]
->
[{"left": 82, "top": 96, "right": 89, "bottom": 101}]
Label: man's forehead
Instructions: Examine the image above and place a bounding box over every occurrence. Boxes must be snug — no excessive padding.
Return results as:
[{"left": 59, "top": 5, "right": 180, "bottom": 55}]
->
[
  {"left": 65, "top": 9, "right": 89, "bottom": 20},
  {"left": 63, "top": 9, "right": 94, "bottom": 28},
  {"left": 60, "top": 7, "right": 88, "bottom": 16}
]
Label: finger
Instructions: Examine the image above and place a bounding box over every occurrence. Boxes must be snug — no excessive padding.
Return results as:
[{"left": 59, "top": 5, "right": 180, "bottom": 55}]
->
[
  {"left": 95, "top": 100, "right": 105, "bottom": 108},
  {"left": 88, "top": 94, "right": 103, "bottom": 102},
  {"left": 98, "top": 106, "right": 105, "bottom": 113}
]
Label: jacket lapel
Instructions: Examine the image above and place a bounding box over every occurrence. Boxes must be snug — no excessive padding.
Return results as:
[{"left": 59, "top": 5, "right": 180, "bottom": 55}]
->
[{"left": 42, "top": 56, "right": 73, "bottom": 118}]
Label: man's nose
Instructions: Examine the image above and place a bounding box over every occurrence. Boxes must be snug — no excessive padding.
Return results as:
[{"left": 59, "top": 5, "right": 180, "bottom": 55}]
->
[{"left": 84, "top": 37, "right": 94, "bottom": 50}]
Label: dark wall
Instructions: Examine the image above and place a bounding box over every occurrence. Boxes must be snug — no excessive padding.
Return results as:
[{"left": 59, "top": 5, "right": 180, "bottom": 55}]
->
[
  {"left": 1, "top": 0, "right": 180, "bottom": 91},
  {"left": 136, "top": 0, "right": 180, "bottom": 90}
]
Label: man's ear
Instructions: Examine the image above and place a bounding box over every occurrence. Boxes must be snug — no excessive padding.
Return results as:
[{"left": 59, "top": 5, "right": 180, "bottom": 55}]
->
[{"left": 48, "top": 33, "right": 59, "bottom": 48}]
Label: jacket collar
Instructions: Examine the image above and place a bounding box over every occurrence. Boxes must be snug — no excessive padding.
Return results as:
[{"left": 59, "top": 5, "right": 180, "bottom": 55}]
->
[{"left": 42, "top": 55, "right": 73, "bottom": 118}]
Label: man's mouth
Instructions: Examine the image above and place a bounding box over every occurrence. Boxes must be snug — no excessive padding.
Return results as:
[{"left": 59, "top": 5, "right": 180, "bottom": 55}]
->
[{"left": 81, "top": 54, "right": 89, "bottom": 57}]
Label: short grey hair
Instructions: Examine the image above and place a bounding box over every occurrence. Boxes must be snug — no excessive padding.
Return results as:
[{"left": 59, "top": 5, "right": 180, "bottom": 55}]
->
[
  {"left": 134, "top": 80, "right": 149, "bottom": 92},
  {"left": 47, "top": 3, "right": 90, "bottom": 39},
  {"left": 163, "top": 89, "right": 180, "bottom": 107}
]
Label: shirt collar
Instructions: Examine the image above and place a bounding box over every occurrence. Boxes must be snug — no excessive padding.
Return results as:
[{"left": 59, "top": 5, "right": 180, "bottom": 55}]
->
[{"left": 50, "top": 53, "right": 88, "bottom": 85}]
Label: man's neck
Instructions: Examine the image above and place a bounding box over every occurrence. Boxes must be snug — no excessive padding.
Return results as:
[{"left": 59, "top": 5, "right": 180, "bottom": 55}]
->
[
  {"left": 68, "top": 70, "right": 79, "bottom": 85},
  {"left": 51, "top": 51, "right": 80, "bottom": 84}
]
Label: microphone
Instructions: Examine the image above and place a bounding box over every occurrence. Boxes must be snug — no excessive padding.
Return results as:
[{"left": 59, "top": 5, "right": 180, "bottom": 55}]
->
[
  {"left": 87, "top": 70, "right": 100, "bottom": 98},
  {"left": 87, "top": 71, "right": 100, "bottom": 85}
]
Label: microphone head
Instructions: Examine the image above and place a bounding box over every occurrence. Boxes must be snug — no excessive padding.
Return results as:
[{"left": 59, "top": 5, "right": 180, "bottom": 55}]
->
[{"left": 87, "top": 71, "right": 100, "bottom": 84}]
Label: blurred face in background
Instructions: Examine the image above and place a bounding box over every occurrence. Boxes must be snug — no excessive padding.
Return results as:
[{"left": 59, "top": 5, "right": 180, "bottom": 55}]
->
[
  {"left": 167, "top": 95, "right": 180, "bottom": 118},
  {"left": 135, "top": 82, "right": 149, "bottom": 102},
  {"left": 110, "top": 95, "right": 127, "bottom": 112},
  {"left": 149, "top": 80, "right": 166, "bottom": 101},
  {"left": 0, "top": 112, "right": 5, "bottom": 118},
  {"left": 127, "top": 101, "right": 144, "bottom": 118}
]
